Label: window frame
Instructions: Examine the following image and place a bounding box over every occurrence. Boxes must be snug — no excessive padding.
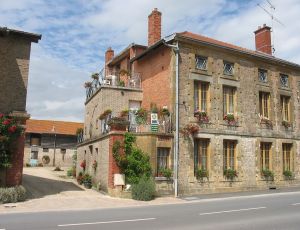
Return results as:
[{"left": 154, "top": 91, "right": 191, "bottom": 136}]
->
[
  {"left": 280, "top": 73, "right": 289, "bottom": 88},
  {"left": 157, "top": 147, "right": 170, "bottom": 176},
  {"left": 260, "top": 142, "right": 272, "bottom": 170},
  {"left": 223, "top": 61, "right": 234, "bottom": 75},
  {"left": 282, "top": 143, "right": 293, "bottom": 171},
  {"left": 259, "top": 92, "right": 271, "bottom": 119},
  {"left": 194, "top": 81, "right": 209, "bottom": 113},
  {"left": 194, "top": 139, "right": 210, "bottom": 173},
  {"left": 195, "top": 55, "right": 208, "bottom": 70},
  {"left": 223, "top": 140, "right": 236, "bottom": 170},
  {"left": 281, "top": 95, "right": 291, "bottom": 122},
  {"left": 258, "top": 69, "right": 268, "bottom": 83},
  {"left": 223, "top": 86, "right": 236, "bottom": 116}
]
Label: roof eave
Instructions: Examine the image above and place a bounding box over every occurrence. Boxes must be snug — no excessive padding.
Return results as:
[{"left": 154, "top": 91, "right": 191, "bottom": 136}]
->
[
  {"left": 176, "top": 34, "right": 300, "bottom": 70},
  {"left": 0, "top": 27, "right": 42, "bottom": 43}
]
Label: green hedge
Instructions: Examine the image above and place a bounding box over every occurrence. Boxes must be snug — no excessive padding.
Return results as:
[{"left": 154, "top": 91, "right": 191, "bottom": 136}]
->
[{"left": 0, "top": 186, "right": 27, "bottom": 204}]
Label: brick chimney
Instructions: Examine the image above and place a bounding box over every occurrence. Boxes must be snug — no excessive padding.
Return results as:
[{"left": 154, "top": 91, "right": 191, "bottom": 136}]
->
[
  {"left": 254, "top": 24, "right": 272, "bottom": 55},
  {"left": 148, "top": 8, "right": 162, "bottom": 46},
  {"left": 105, "top": 47, "right": 114, "bottom": 64}
]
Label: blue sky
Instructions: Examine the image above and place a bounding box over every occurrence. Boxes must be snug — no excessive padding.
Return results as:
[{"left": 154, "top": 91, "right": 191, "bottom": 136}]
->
[{"left": 1, "top": 0, "right": 300, "bottom": 122}]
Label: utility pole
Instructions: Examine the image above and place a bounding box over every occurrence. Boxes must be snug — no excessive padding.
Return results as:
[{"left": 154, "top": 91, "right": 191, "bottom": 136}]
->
[{"left": 52, "top": 126, "right": 56, "bottom": 167}]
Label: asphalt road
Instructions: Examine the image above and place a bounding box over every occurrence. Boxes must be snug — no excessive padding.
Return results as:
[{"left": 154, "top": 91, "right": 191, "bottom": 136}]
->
[{"left": 1, "top": 191, "right": 300, "bottom": 230}]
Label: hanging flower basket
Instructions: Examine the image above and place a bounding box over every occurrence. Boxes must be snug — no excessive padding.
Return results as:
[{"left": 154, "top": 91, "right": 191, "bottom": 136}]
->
[
  {"left": 135, "top": 108, "right": 148, "bottom": 125},
  {"left": 180, "top": 123, "right": 200, "bottom": 138}
]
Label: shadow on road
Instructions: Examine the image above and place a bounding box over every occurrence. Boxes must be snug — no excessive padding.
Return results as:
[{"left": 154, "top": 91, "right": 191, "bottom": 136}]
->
[{"left": 22, "top": 174, "right": 83, "bottom": 199}]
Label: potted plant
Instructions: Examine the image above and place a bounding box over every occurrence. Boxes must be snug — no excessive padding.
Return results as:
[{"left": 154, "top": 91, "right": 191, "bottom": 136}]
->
[
  {"left": 119, "top": 69, "right": 130, "bottom": 76},
  {"left": 196, "top": 168, "right": 209, "bottom": 181},
  {"left": 107, "top": 117, "right": 130, "bottom": 131},
  {"left": 120, "top": 109, "right": 129, "bottom": 118},
  {"left": 223, "top": 168, "right": 238, "bottom": 180},
  {"left": 77, "top": 172, "right": 84, "bottom": 185},
  {"left": 158, "top": 168, "right": 172, "bottom": 180},
  {"left": 84, "top": 81, "right": 92, "bottom": 88},
  {"left": 135, "top": 108, "right": 148, "bottom": 125},
  {"left": 283, "top": 170, "right": 293, "bottom": 180},
  {"left": 261, "top": 169, "right": 274, "bottom": 181},
  {"left": 282, "top": 120, "right": 291, "bottom": 128},
  {"left": 223, "top": 113, "right": 237, "bottom": 126},
  {"left": 91, "top": 73, "right": 99, "bottom": 80},
  {"left": 160, "top": 107, "right": 170, "bottom": 117},
  {"left": 194, "top": 110, "right": 209, "bottom": 123},
  {"left": 83, "top": 174, "right": 92, "bottom": 189},
  {"left": 99, "top": 109, "right": 112, "bottom": 120},
  {"left": 80, "top": 160, "right": 86, "bottom": 171}
]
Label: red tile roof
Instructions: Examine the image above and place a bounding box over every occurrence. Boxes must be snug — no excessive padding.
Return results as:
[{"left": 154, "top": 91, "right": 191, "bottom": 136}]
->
[
  {"left": 26, "top": 119, "right": 83, "bottom": 135},
  {"left": 178, "top": 31, "right": 268, "bottom": 57}
]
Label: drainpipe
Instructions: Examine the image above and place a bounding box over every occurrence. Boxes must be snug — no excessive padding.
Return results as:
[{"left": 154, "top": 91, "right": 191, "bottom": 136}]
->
[{"left": 163, "top": 40, "right": 179, "bottom": 197}]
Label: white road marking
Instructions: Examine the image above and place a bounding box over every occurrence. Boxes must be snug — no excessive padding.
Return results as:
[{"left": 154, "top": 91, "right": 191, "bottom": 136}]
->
[
  {"left": 199, "top": 207, "right": 267, "bottom": 216},
  {"left": 58, "top": 217, "right": 156, "bottom": 227},
  {"left": 291, "top": 203, "right": 300, "bottom": 206}
]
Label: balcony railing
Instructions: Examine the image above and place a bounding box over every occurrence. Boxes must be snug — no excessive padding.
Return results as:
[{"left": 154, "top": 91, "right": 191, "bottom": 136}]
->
[{"left": 85, "top": 68, "right": 142, "bottom": 100}]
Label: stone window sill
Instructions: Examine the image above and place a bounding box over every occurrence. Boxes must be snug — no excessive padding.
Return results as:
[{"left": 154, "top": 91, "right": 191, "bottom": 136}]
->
[
  {"left": 155, "top": 177, "right": 173, "bottom": 181},
  {"left": 221, "top": 74, "right": 238, "bottom": 81},
  {"left": 191, "top": 69, "right": 212, "bottom": 76}
]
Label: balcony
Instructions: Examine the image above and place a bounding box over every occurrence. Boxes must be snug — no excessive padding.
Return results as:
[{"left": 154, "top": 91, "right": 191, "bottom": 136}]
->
[{"left": 85, "top": 69, "right": 141, "bottom": 100}]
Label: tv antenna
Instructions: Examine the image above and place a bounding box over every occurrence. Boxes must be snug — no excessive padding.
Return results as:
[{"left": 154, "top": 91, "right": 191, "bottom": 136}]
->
[{"left": 257, "top": 0, "right": 285, "bottom": 54}]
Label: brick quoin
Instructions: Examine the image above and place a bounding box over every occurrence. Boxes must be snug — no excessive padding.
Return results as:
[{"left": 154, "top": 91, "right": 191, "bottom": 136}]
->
[
  {"left": 108, "top": 133, "right": 124, "bottom": 189},
  {"left": 5, "top": 135, "right": 25, "bottom": 187},
  {"left": 254, "top": 24, "right": 272, "bottom": 55}
]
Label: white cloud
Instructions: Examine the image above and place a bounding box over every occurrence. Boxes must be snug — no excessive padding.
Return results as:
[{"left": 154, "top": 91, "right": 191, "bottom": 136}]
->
[{"left": 1, "top": 0, "right": 300, "bottom": 122}]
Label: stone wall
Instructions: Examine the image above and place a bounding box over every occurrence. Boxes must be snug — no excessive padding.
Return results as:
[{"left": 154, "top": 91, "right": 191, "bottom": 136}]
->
[
  {"left": 84, "top": 86, "right": 143, "bottom": 140},
  {"left": 0, "top": 35, "right": 31, "bottom": 114},
  {"left": 176, "top": 41, "right": 300, "bottom": 195}
]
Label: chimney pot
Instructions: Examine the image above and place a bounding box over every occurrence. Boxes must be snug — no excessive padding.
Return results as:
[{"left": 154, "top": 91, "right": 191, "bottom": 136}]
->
[
  {"left": 148, "top": 8, "right": 162, "bottom": 46},
  {"left": 254, "top": 24, "right": 272, "bottom": 55}
]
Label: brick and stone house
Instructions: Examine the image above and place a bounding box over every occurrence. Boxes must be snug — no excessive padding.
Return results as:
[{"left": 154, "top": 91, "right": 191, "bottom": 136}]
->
[
  {"left": 77, "top": 9, "right": 300, "bottom": 196},
  {"left": 24, "top": 119, "right": 83, "bottom": 167},
  {"left": 0, "top": 27, "right": 41, "bottom": 187}
]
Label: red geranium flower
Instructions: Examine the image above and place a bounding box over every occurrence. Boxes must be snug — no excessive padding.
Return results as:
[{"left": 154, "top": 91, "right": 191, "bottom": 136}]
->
[
  {"left": 0, "top": 114, "right": 4, "bottom": 118},
  {"left": 2, "top": 119, "right": 11, "bottom": 125},
  {"left": 8, "top": 125, "right": 17, "bottom": 133}
]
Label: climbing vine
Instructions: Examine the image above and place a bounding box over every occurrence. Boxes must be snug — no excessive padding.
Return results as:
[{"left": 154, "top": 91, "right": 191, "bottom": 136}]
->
[
  {"left": 112, "top": 133, "right": 152, "bottom": 184},
  {"left": 0, "top": 114, "right": 24, "bottom": 168}
]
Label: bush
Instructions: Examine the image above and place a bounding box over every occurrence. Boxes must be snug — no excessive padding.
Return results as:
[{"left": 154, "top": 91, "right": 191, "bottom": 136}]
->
[
  {"left": 0, "top": 186, "right": 26, "bottom": 204},
  {"left": 223, "top": 168, "right": 238, "bottom": 180},
  {"left": 159, "top": 168, "right": 172, "bottom": 180},
  {"left": 83, "top": 174, "right": 92, "bottom": 189},
  {"left": 196, "top": 169, "right": 209, "bottom": 180},
  {"left": 283, "top": 170, "right": 293, "bottom": 180},
  {"left": 262, "top": 169, "right": 274, "bottom": 181},
  {"left": 67, "top": 167, "right": 76, "bottom": 177},
  {"left": 131, "top": 177, "right": 155, "bottom": 201}
]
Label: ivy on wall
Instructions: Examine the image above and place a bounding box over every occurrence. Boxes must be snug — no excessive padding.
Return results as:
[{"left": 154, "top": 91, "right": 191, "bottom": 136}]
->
[{"left": 112, "top": 133, "right": 152, "bottom": 184}]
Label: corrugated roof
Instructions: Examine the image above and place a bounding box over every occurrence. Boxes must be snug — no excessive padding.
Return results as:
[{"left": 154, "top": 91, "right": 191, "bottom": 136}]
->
[{"left": 26, "top": 119, "right": 83, "bottom": 135}]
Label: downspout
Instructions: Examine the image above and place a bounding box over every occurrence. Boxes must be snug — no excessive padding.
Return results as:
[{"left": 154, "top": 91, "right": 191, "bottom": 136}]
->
[{"left": 163, "top": 40, "right": 179, "bottom": 197}]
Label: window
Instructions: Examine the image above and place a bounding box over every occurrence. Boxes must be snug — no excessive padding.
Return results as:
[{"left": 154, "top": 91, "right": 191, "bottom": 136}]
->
[
  {"left": 157, "top": 147, "right": 170, "bottom": 175},
  {"left": 30, "top": 151, "right": 38, "bottom": 160},
  {"left": 194, "top": 81, "right": 209, "bottom": 112},
  {"left": 223, "top": 140, "right": 236, "bottom": 170},
  {"left": 258, "top": 69, "right": 267, "bottom": 83},
  {"left": 194, "top": 139, "right": 209, "bottom": 172},
  {"left": 60, "top": 149, "right": 66, "bottom": 154},
  {"left": 89, "top": 145, "right": 93, "bottom": 154},
  {"left": 95, "top": 148, "right": 99, "bottom": 155},
  {"left": 195, "top": 55, "right": 207, "bottom": 70},
  {"left": 280, "top": 74, "right": 289, "bottom": 88},
  {"left": 260, "top": 143, "right": 271, "bottom": 170},
  {"left": 281, "top": 96, "right": 290, "bottom": 122},
  {"left": 223, "top": 61, "right": 234, "bottom": 75},
  {"left": 223, "top": 86, "right": 235, "bottom": 115},
  {"left": 259, "top": 92, "right": 270, "bottom": 119},
  {"left": 283, "top": 144, "right": 292, "bottom": 171},
  {"left": 43, "top": 148, "right": 49, "bottom": 152}
]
